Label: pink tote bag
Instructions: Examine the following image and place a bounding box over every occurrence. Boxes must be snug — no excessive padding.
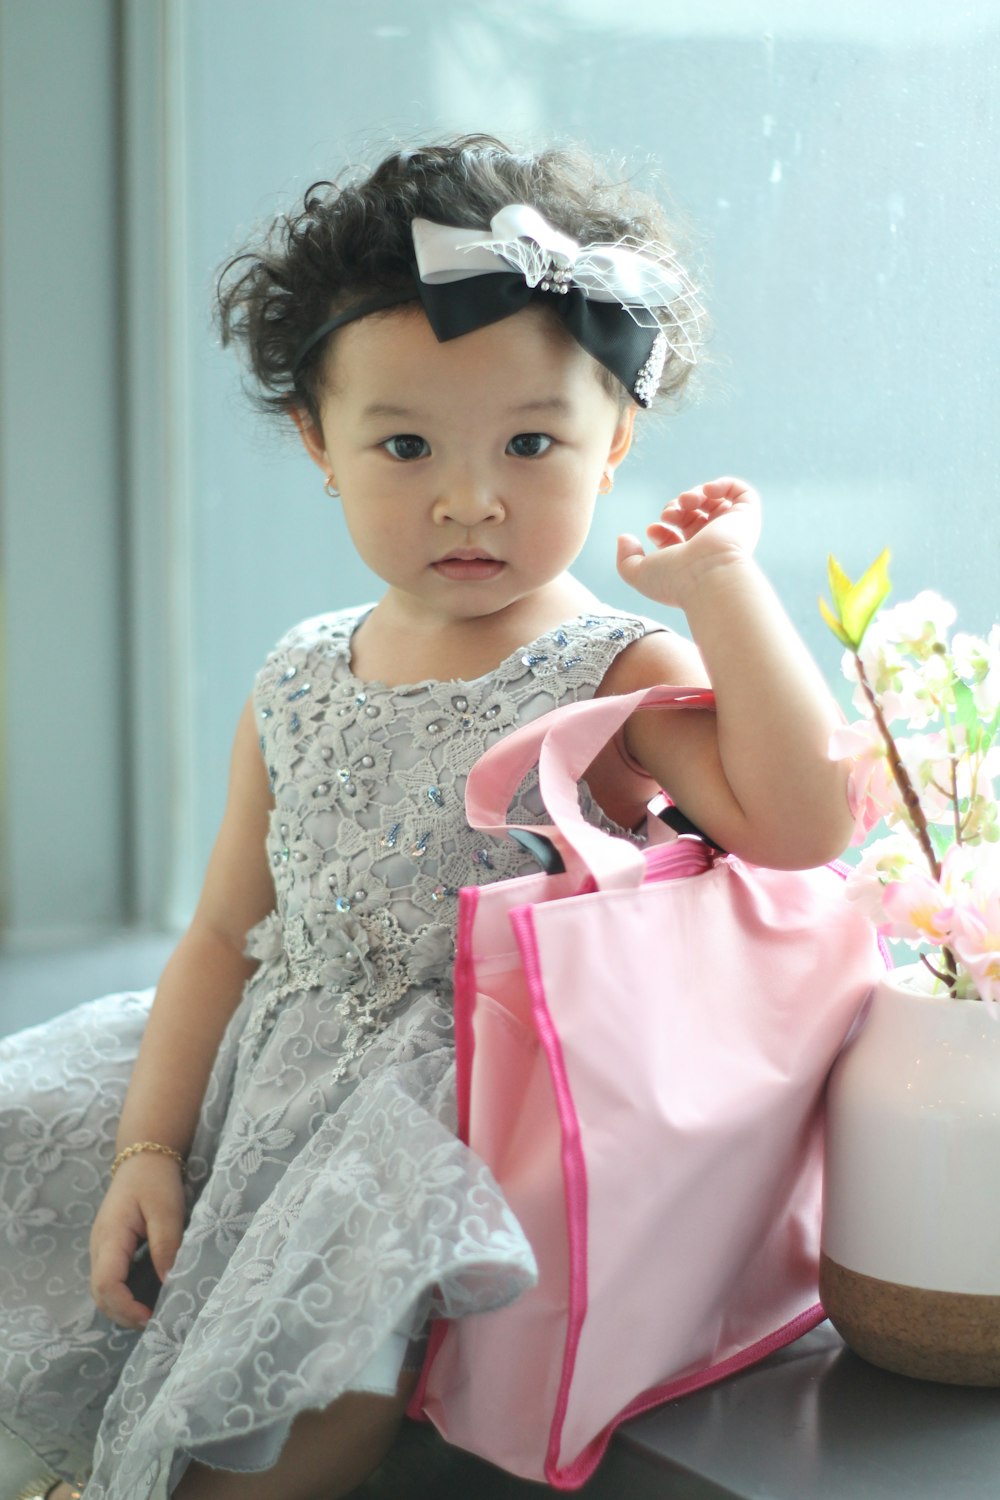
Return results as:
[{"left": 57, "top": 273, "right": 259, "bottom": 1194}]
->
[{"left": 410, "top": 686, "right": 884, "bottom": 1488}]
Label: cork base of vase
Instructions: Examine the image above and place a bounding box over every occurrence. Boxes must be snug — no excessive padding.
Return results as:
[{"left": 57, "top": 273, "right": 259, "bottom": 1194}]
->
[
  {"left": 820, "top": 1253, "right": 1000, "bottom": 1385},
  {"left": 821, "top": 966, "right": 1000, "bottom": 1387}
]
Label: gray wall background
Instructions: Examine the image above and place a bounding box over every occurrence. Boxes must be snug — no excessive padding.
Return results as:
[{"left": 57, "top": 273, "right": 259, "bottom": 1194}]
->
[{"left": 2, "top": 0, "right": 998, "bottom": 945}]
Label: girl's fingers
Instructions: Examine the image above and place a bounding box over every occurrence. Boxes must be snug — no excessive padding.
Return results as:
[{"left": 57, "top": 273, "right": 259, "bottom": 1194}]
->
[
  {"left": 693, "top": 475, "right": 751, "bottom": 499},
  {"left": 674, "top": 477, "right": 754, "bottom": 509},
  {"left": 655, "top": 479, "right": 759, "bottom": 538},
  {"left": 91, "top": 1234, "right": 152, "bottom": 1329},
  {"left": 622, "top": 478, "right": 762, "bottom": 586},
  {"left": 616, "top": 533, "right": 648, "bottom": 582},
  {"left": 617, "top": 532, "right": 644, "bottom": 562},
  {"left": 89, "top": 1165, "right": 186, "bottom": 1329},
  {"left": 646, "top": 521, "right": 684, "bottom": 546},
  {"left": 669, "top": 494, "right": 734, "bottom": 519},
  {"left": 145, "top": 1203, "right": 184, "bottom": 1284}
]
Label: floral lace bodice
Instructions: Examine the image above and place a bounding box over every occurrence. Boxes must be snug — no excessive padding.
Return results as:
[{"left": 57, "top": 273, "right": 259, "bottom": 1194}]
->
[{"left": 243, "top": 605, "right": 653, "bottom": 1075}]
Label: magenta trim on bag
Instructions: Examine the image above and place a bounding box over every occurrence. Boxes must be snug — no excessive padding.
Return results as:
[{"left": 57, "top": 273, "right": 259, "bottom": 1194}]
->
[
  {"left": 452, "top": 887, "right": 481, "bottom": 1143},
  {"left": 509, "top": 905, "right": 591, "bottom": 1484},
  {"left": 406, "top": 1316, "right": 450, "bottom": 1421},
  {"left": 549, "top": 1302, "right": 828, "bottom": 1490}
]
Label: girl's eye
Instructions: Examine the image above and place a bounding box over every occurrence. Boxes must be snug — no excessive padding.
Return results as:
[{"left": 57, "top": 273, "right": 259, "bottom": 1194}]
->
[
  {"left": 506, "top": 432, "right": 552, "bottom": 459},
  {"left": 383, "top": 434, "right": 430, "bottom": 461}
]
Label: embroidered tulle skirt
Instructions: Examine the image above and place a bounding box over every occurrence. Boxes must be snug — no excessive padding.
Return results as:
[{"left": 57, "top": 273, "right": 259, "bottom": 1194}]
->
[{"left": 0, "top": 980, "right": 536, "bottom": 1497}]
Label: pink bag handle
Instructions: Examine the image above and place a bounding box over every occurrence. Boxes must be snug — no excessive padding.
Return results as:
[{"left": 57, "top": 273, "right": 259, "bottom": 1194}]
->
[{"left": 465, "top": 684, "right": 715, "bottom": 890}]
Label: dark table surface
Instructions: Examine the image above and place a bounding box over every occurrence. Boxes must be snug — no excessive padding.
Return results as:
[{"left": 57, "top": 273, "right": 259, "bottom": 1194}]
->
[{"left": 357, "top": 1322, "right": 1000, "bottom": 1499}]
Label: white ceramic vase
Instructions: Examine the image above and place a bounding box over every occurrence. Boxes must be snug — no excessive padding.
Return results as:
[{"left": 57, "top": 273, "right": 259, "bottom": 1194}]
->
[{"left": 820, "top": 962, "right": 1000, "bottom": 1384}]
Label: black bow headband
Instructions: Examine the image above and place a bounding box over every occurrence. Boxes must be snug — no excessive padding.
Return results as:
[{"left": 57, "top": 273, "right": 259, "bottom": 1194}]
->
[{"left": 292, "top": 204, "right": 703, "bottom": 408}]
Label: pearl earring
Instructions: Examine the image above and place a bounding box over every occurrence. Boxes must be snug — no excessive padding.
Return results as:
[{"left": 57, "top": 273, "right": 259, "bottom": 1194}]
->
[
  {"left": 324, "top": 476, "right": 340, "bottom": 498},
  {"left": 600, "top": 469, "right": 614, "bottom": 494}
]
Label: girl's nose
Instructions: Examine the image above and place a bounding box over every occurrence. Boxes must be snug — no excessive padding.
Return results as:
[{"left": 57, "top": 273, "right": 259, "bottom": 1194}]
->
[{"left": 432, "top": 473, "right": 504, "bottom": 527}]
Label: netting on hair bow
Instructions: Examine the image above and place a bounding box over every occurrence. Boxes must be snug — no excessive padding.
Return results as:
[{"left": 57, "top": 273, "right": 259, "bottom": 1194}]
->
[{"left": 411, "top": 204, "right": 704, "bottom": 404}]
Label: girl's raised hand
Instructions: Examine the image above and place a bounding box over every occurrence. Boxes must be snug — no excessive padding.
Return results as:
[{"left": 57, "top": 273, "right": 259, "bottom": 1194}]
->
[
  {"left": 616, "top": 477, "right": 762, "bottom": 610},
  {"left": 89, "top": 1154, "right": 186, "bottom": 1330}
]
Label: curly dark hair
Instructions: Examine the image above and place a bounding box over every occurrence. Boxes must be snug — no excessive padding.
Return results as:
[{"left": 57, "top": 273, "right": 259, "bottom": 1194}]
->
[{"left": 216, "top": 133, "right": 702, "bottom": 425}]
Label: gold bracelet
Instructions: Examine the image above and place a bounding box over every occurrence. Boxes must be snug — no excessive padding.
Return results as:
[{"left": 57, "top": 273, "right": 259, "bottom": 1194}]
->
[{"left": 111, "top": 1141, "right": 187, "bottom": 1179}]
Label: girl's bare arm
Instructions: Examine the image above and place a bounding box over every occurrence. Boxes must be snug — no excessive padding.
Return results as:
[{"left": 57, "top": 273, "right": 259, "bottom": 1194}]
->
[
  {"left": 612, "top": 478, "right": 853, "bottom": 869},
  {"left": 90, "top": 697, "right": 275, "bottom": 1326}
]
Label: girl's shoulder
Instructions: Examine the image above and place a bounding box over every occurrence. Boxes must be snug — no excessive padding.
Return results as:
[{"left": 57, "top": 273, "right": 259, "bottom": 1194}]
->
[
  {"left": 262, "top": 604, "right": 370, "bottom": 663},
  {"left": 480, "top": 606, "right": 670, "bottom": 689},
  {"left": 537, "top": 606, "right": 670, "bottom": 663},
  {"left": 253, "top": 605, "right": 370, "bottom": 698},
  {"left": 267, "top": 604, "right": 372, "bottom": 659}
]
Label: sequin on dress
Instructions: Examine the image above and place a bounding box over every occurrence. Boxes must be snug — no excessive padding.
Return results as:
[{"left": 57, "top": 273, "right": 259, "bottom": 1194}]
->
[{"left": 0, "top": 605, "right": 655, "bottom": 1498}]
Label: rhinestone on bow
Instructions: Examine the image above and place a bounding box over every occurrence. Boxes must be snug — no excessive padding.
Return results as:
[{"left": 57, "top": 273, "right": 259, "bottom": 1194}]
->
[
  {"left": 633, "top": 330, "right": 668, "bottom": 408},
  {"left": 538, "top": 255, "right": 574, "bottom": 295}
]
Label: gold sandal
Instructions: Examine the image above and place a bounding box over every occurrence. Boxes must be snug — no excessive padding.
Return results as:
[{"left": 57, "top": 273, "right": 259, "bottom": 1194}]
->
[{"left": 15, "top": 1478, "right": 82, "bottom": 1500}]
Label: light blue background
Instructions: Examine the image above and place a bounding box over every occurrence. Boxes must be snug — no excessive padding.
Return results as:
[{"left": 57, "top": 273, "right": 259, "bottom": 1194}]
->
[{"left": 2, "top": 0, "right": 998, "bottom": 940}]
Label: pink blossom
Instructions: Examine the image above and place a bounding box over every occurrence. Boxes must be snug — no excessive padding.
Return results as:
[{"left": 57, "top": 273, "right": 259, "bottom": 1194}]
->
[
  {"left": 949, "top": 853, "right": 1000, "bottom": 1002},
  {"left": 829, "top": 721, "right": 897, "bottom": 843},
  {"left": 950, "top": 913, "right": 1000, "bottom": 1001},
  {"left": 826, "top": 580, "right": 1000, "bottom": 999},
  {"left": 843, "top": 834, "right": 919, "bottom": 923},
  {"left": 879, "top": 869, "right": 955, "bottom": 945}
]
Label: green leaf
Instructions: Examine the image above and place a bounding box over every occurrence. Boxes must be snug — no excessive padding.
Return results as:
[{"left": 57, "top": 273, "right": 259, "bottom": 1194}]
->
[
  {"left": 978, "top": 704, "right": 1000, "bottom": 755},
  {"left": 928, "top": 822, "right": 955, "bottom": 860},
  {"left": 840, "top": 549, "right": 892, "bottom": 647},
  {"left": 818, "top": 593, "right": 853, "bottom": 647},
  {"left": 827, "top": 555, "right": 854, "bottom": 613},
  {"left": 951, "top": 678, "right": 982, "bottom": 751},
  {"left": 820, "top": 551, "right": 891, "bottom": 649}
]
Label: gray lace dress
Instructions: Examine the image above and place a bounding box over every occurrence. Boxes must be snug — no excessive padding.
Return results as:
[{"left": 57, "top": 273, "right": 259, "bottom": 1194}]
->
[{"left": 0, "top": 604, "right": 654, "bottom": 1498}]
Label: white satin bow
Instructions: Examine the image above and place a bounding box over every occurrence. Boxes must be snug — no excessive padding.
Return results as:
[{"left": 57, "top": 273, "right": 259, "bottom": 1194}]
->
[{"left": 412, "top": 204, "right": 698, "bottom": 344}]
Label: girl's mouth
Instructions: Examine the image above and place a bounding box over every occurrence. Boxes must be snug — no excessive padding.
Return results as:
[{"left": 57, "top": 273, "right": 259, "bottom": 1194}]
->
[{"left": 432, "top": 555, "right": 506, "bottom": 581}]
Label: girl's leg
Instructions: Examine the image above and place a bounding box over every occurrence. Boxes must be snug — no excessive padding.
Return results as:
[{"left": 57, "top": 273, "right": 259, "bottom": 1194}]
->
[{"left": 172, "top": 1368, "right": 418, "bottom": 1500}]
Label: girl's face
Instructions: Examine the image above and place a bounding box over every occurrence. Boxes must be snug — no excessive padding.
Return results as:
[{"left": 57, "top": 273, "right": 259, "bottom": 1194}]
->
[{"left": 295, "top": 305, "right": 634, "bottom": 631}]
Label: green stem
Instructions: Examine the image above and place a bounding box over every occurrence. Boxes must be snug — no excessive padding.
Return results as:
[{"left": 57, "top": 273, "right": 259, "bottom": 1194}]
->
[
  {"left": 854, "top": 654, "right": 940, "bottom": 874},
  {"left": 920, "top": 952, "right": 952, "bottom": 987},
  {"left": 853, "top": 653, "right": 959, "bottom": 990}
]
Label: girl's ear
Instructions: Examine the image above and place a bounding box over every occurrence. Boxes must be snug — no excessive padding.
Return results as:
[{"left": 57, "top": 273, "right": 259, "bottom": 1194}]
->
[
  {"left": 604, "top": 404, "right": 636, "bottom": 481},
  {"left": 290, "top": 405, "right": 331, "bottom": 475}
]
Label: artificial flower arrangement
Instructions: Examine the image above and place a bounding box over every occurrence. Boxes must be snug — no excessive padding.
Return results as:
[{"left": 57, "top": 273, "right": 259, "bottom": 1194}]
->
[{"left": 820, "top": 552, "right": 1000, "bottom": 1001}]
